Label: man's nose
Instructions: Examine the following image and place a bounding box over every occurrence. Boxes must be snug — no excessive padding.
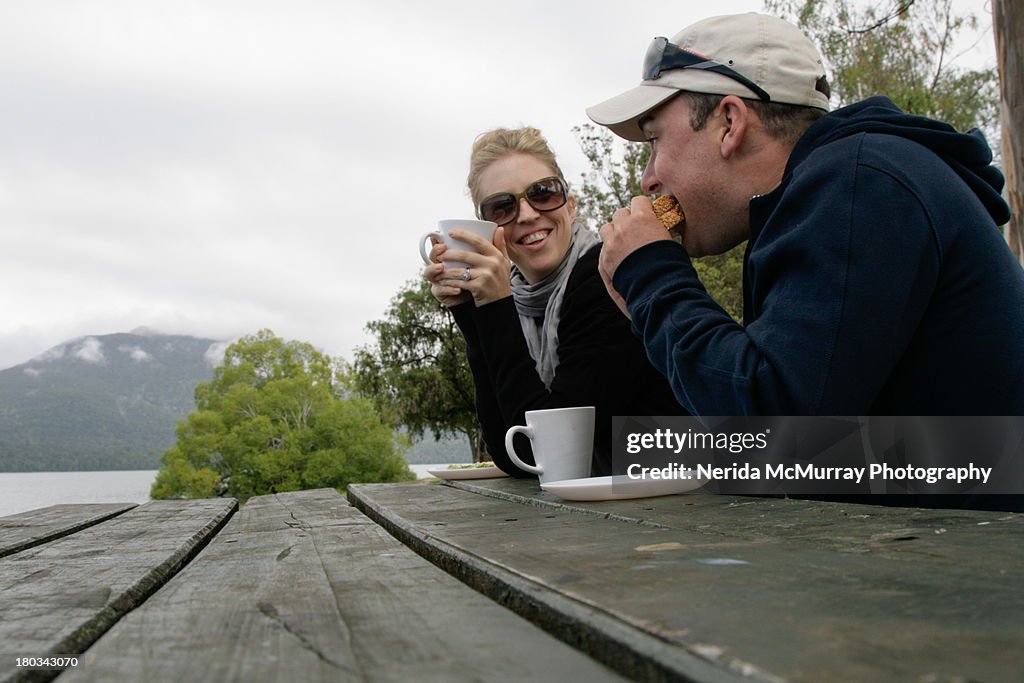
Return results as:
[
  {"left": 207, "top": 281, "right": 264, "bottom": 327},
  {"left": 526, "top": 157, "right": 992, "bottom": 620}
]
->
[{"left": 641, "top": 159, "right": 660, "bottom": 195}]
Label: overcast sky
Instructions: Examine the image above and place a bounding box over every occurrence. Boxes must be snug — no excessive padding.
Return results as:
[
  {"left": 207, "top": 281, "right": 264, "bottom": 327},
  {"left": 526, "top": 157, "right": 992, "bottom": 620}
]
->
[{"left": 0, "top": 0, "right": 997, "bottom": 370}]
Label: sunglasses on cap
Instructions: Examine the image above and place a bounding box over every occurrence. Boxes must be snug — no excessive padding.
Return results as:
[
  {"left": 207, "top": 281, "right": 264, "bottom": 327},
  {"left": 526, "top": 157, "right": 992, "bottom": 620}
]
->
[
  {"left": 478, "top": 176, "right": 569, "bottom": 227},
  {"left": 643, "top": 36, "right": 771, "bottom": 103}
]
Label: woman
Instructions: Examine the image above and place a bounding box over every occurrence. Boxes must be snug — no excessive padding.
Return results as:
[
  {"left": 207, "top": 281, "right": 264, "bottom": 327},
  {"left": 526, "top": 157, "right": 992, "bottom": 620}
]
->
[{"left": 424, "top": 127, "right": 679, "bottom": 477}]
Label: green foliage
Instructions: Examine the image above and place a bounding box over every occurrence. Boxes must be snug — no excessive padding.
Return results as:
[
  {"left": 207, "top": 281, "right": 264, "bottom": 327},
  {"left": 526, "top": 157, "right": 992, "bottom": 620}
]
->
[
  {"left": 691, "top": 249, "right": 745, "bottom": 322},
  {"left": 151, "top": 329, "right": 412, "bottom": 501},
  {"left": 573, "top": 123, "right": 745, "bottom": 321},
  {"left": 765, "top": 0, "right": 998, "bottom": 138},
  {"left": 352, "top": 281, "right": 486, "bottom": 460}
]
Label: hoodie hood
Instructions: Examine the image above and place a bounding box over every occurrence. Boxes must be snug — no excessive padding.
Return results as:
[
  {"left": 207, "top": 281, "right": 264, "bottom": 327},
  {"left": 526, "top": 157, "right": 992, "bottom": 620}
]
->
[{"left": 788, "top": 96, "right": 1010, "bottom": 225}]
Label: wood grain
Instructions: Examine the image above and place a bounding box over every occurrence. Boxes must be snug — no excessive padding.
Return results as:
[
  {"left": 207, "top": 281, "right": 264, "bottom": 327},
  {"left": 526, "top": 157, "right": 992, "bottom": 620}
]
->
[
  {"left": 349, "top": 480, "right": 1024, "bottom": 683},
  {"left": 60, "top": 488, "right": 625, "bottom": 683},
  {"left": 0, "top": 504, "right": 136, "bottom": 559},
  {"left": 0, "top": 499, "right": 236, "bottom": 683}
]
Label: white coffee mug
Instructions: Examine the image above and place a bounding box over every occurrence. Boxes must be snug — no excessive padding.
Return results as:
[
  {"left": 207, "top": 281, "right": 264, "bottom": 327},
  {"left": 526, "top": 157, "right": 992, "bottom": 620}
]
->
[
  {"left": 419, "top": 219, "right": 497, "bottom": 269},
  {"left": 504, "top": 406, "right": 595, "bottom": 483}
]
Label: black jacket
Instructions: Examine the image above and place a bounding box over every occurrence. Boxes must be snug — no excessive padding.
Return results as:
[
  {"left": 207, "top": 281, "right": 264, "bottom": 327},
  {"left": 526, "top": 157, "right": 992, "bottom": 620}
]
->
[
  {"left": 615, "top": 96, "right": 1024, "bottom": 416},
  {"left": 452, "top": 243, "right": 681, "bottom": 477}
]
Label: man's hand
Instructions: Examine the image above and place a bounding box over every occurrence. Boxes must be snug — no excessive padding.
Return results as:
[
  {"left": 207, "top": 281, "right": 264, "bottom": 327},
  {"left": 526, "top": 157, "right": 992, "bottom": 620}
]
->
[{"left": 598, "top": 196, "right": 674, "bottom": 319}]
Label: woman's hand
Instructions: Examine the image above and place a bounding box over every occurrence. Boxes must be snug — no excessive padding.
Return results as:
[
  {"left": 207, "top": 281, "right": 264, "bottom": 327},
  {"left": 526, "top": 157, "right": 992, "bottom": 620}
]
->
[
  {"left": 423, "top": 239, "right": 472, "bottom": 308},
  {"left": 437, "top": 227, "right": 513, "bottom": 306}
]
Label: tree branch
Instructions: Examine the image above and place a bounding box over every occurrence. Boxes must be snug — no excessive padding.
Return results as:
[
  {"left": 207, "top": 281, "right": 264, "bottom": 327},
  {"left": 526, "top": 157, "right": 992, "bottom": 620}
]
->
[{"left": 849, "top": 0, "right": 916, "bottom": 34}]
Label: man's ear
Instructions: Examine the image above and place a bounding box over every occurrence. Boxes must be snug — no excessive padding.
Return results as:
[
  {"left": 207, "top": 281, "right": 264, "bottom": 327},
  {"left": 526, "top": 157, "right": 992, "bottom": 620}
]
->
[
  {"left": 567, "top": 193, "right": 577, "bottom": 223},
  {"left": 718, "top": 95, "right": 749, "bottom": 159}
]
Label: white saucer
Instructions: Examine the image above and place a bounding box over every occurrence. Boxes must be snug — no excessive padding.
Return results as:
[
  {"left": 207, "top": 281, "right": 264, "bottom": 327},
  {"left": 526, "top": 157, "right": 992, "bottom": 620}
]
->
[
  {"left": 426, "top": 466, "right": 509, "bottom": 480},
  {"left": 541, "top": 474, "right": 706, "bottom": 501}
]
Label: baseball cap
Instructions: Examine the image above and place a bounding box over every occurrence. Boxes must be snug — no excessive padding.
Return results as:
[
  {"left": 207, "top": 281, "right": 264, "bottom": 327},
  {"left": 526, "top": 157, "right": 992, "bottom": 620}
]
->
[{"left": 587, "top": 13, "right": 831, "bottom": 141}]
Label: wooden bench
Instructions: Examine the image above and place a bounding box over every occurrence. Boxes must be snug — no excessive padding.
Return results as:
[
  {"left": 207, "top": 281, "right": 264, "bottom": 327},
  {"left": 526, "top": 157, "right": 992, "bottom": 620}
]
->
[
  {"left": 2, "top": 481, "right": 1020, "bottom": 682},
  {"left": 0, "top": 504, "right": 136, "bottom": 559},
  {"left": 1, "top": 489, "right": 624, "bottom": 683},
  {"left": 348, "top": 478, "right": 1024, "bottom": 683},
  {"left": 0, "top": 499, "right": 235, "bottom": 683}
]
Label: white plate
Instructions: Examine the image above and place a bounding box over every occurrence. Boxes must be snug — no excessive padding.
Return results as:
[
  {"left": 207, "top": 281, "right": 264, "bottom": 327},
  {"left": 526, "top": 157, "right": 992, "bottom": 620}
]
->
[
  {"left": 427, "top": 466, "right": 509, "bottom": 480},
  {"left": 541, "top": 474, "right": 706, "bottom": 501}
]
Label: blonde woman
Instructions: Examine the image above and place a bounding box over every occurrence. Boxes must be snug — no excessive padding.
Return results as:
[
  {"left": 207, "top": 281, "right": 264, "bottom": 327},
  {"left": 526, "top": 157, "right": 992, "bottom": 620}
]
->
[{"left": 424, "top": 127, "right": 680, "bottom": 477}]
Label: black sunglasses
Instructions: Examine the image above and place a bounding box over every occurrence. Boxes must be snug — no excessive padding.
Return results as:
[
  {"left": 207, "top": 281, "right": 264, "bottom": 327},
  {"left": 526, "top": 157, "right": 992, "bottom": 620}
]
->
[
  {"left": 643, "top": 36, "right": 771, "bottom": 103},
  {"left": 478, "top": 176, "right": 569, "bottom": 226}
]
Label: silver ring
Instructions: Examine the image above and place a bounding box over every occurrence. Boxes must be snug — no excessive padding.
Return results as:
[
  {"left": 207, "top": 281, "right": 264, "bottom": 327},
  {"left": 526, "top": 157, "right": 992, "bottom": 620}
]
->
[{"left": 460, "top": 268, "right": 471, "bottom": 281}]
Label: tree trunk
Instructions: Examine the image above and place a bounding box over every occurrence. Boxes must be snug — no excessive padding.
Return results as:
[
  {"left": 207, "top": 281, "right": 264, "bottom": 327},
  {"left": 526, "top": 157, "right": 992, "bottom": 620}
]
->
[
  {"left": 469, "top": 427, "right": 491, "bottom": 463},
  {"left": 994, "top": 0, "right": 1024, "bottom": 264}
]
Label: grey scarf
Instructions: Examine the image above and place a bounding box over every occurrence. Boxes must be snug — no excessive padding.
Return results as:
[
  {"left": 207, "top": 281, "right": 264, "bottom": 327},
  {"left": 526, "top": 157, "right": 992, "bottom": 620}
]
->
[{"left": 510, "top": 223, "right": 600, "bottom": 389}]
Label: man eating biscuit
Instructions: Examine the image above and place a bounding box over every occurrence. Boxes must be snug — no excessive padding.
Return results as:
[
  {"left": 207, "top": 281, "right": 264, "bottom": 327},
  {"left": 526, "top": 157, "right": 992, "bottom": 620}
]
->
[{"left": 587, "top": 12, "right": 1024, "bottom": 418}]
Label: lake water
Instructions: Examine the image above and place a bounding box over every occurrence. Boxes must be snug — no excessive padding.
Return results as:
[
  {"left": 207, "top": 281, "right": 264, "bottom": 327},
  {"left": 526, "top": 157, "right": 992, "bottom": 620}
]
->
[
  {"left": 0, "top": 470, "right": 160, "bottom": 517},
  {"left": 0, "top": 465, "right": 445, "bottom": 518}
]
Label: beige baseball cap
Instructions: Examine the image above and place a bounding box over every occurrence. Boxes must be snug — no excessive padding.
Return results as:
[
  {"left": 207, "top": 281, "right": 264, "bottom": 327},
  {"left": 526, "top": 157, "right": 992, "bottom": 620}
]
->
[{"left": 587, "top": 13, "right": 830, "bottom": 141}]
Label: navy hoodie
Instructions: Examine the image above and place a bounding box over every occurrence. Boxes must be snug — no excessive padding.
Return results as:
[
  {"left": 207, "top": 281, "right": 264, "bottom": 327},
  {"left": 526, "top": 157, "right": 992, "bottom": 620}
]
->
[{"left": 614, "top": 96, "right": 1024, "bottom": 416}]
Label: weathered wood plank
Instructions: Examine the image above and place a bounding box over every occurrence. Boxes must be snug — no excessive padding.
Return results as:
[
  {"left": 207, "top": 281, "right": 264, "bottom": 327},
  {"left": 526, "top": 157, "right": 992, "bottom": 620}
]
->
[
  {"left": 60, "top": 488, "right": 627, "bottom": 683},
  {"left": 0, "top": 504, "right": 137, "bottom": 559},
  {"left": 449, "top": 477, "right": 1023, "bottom": 558},
  {"left": 0, "top": 498, "right": 236, "bottom": 683},
  {"left": 349, "top": 481, "right": 1024, "bottom": 683}
]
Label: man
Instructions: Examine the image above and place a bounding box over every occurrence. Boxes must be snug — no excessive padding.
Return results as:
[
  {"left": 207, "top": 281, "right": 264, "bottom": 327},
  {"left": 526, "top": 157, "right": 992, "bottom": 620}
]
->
[{"left": 587, "top": 12, "right": 1024, "bottom": 417}]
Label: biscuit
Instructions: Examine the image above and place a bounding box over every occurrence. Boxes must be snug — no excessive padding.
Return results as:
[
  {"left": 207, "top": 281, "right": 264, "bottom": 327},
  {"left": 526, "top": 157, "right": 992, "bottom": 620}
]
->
[{"left": 652, "top": 195, "right": 684, "bottom": 230}]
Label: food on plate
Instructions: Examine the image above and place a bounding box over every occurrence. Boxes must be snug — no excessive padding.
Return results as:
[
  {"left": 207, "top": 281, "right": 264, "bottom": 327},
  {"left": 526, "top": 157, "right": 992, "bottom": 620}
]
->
[
  {"left": 652, "top": 195, "right": 684, "bottom": 230},
  {"left": 447, "top": 462, "right": 497, "bottom": 469}
]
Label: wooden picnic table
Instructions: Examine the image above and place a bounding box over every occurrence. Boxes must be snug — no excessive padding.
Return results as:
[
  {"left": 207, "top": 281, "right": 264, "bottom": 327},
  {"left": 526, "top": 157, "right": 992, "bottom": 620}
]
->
[{"left": 0, "top": 478, "right": 1021, "bottom": 682}]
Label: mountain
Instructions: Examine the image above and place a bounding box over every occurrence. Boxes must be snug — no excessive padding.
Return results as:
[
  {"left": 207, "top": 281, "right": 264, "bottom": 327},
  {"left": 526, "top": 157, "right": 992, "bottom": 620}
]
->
[{"left": 0, "top": 331, "right": 225, "bottom": 472}]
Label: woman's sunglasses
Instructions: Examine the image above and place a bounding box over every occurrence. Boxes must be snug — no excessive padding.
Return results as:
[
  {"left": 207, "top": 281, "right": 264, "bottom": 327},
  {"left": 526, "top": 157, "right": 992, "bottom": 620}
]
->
[{"left": 478, "top": 176, "right": 569, "bottom": 226}]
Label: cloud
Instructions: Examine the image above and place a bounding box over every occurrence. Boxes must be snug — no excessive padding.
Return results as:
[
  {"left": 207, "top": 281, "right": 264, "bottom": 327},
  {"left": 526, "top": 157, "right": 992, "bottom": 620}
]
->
[
  {"left": 35, "top": 346, "right": 66, "bottom": 363},
  {"left": 119, "top": 345, "right": 152, "bottom": 362},
  {"left": 0, "top": 1, "right": 742, "bottom": 371},
  {"left": 203, "top": 341, "right": 232, "bottom": 368},
  {"left": 0, "top": 0, "right": 994, "bottom": 374},
  {"left": 73, "top": 338, "right": 106, "bottom": 364}
]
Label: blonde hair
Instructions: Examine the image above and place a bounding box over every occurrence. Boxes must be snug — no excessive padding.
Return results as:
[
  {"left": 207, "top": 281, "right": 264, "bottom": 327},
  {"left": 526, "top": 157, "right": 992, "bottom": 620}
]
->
[{"left": 467, "top": 127, "right": 565, "bottom": 208}]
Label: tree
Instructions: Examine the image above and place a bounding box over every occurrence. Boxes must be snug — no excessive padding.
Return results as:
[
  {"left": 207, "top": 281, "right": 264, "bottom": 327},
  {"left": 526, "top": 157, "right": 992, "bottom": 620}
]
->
[
  {"left": 993, "top": 0, "right": 1023, "bottom": 262},
  {"left": 573, "top": 123, "right": 745, "bottom": 321},
  {"left": 352, "top": 281, "right": 486, "bottom": 461},
  {"left": 766, "top": 0, "right": 999, "bottom": 140},
  {"left": 768, "top": 0, "right": 1019, "bottom": 260},
  {"left": 151, "top": 329, "right": 412, "bottom": 501},
  {"left": 573, "top": 123, "right": 651, "bottom": 228}
]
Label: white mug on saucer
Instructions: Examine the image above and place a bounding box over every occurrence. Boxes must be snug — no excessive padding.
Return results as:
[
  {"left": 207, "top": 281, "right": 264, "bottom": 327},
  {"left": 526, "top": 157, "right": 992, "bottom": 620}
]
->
[
  {"left": 419, "top": 219, "right": 497, "bottom": 269},
  {"left": 504, "top": 406, "right": 595, "bottom": 484}
]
